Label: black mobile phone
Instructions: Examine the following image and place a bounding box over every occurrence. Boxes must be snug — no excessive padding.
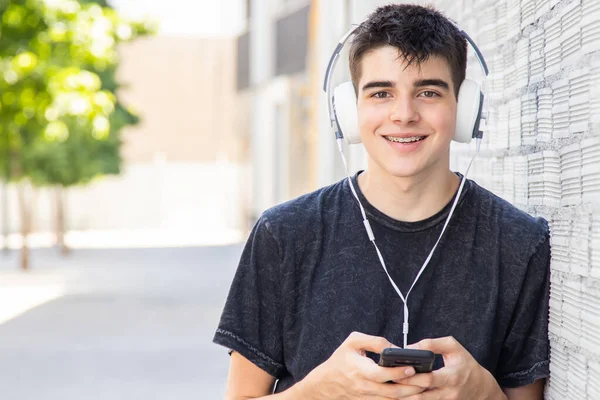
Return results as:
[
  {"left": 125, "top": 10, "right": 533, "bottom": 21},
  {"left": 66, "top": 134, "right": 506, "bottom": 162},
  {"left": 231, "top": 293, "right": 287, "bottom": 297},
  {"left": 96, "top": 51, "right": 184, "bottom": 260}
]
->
[{"left": 378, "top": 348, "right": 435, "bottom": 373}]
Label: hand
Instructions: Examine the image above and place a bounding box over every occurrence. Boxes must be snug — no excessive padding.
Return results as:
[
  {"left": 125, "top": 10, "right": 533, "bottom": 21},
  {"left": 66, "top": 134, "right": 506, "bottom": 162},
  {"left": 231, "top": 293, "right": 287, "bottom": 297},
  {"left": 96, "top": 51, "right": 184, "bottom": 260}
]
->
[
  {"left": 293, "top": 331, "right": 427, "bottom": 399},
  {"left": 396, "top": 337, "right": 506, "bottom": 400}
]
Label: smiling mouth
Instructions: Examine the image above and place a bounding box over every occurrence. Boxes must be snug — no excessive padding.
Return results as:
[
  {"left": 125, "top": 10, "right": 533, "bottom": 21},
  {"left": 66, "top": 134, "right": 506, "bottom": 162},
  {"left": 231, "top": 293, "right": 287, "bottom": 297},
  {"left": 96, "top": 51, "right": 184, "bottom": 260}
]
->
[{"left": 384, "top": 136, "right": 427, "bottom": 143}]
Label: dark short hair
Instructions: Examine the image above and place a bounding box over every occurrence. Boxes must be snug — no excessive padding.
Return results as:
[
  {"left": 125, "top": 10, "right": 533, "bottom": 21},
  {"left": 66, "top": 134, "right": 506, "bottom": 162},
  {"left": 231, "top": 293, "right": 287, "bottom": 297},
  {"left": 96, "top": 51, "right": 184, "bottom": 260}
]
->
[{"left": 349, "top": 4, "right": 467, "bottom": 98}]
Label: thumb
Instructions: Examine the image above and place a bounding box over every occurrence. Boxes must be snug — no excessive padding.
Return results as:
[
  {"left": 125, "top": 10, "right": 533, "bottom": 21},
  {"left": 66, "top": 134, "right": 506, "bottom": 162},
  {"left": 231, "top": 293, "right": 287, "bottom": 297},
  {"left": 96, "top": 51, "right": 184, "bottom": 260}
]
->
[{"left": 343, "top": 331, "right": 397, "bottom": 353}]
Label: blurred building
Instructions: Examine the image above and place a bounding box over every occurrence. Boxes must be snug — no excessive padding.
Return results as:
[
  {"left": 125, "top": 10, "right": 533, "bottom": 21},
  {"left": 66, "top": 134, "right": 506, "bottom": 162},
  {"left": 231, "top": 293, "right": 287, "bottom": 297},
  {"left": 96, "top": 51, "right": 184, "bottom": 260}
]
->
[
  {"left": 237, "top": 0, "right": 313, "bottom": 224},
  {"left": 71, "top": 34, "right": 246, "bottom": 235},
  {"left": 118, "top": 36, "right": 243, "bottom": 166}
]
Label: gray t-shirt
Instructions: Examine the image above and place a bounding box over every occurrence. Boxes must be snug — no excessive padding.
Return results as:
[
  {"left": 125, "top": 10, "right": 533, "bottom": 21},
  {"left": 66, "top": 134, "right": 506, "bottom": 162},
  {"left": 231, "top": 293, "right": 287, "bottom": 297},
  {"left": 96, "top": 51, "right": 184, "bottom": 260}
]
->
[{"left": 214, "top": 172, "right": 550, "bottom": 393}]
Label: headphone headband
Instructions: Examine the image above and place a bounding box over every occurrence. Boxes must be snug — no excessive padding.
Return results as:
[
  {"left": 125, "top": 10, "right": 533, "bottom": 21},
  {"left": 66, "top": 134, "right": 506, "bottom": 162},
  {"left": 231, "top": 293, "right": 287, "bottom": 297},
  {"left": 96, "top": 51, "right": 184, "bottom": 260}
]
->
[{"left": 323, "top": 27, "right": 359, "bottom": 138}]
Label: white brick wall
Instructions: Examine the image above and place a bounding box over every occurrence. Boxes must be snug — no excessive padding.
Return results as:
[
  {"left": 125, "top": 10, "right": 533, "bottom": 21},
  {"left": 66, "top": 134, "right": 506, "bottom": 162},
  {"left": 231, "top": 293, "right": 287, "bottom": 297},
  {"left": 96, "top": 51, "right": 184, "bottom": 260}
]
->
[{"left": 340, "top": 0, "right": 600, "bottom": 397}]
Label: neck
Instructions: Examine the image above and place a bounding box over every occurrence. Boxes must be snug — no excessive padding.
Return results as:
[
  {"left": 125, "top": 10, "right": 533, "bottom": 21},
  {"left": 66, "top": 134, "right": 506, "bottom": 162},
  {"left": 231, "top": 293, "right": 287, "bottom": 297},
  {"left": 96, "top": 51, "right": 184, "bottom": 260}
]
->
[{"left": 357, "top": 164, "right": 460, "bottom": 223}]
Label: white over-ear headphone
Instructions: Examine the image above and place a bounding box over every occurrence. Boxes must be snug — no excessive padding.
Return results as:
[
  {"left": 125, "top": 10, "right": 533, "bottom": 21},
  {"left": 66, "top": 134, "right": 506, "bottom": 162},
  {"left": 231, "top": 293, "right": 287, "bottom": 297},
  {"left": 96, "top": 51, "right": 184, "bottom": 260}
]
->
[
  {"left": 321, "top": 19, "right": 490, "bottom": 349},
  {"left": 323, "top": 22, "right": 489, "bottom": 145}
]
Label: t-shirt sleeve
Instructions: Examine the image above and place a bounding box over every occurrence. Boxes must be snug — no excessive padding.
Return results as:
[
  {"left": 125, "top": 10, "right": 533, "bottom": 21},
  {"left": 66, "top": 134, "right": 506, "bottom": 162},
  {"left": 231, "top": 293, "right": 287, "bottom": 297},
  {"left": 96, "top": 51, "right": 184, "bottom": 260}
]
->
[
  {"left": 213, "top": 215, "right": 287, "bottom": 378},
  {"left": 496, "top": 231, "right": 551, "bottom": 388}
]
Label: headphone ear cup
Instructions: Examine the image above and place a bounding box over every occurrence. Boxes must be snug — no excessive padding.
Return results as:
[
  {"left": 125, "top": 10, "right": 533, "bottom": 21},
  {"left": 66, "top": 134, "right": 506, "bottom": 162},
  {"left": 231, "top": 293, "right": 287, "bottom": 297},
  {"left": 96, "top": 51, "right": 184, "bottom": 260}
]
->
[
  {"left": 455, "top": 79, "right": 483, "bottom": 144},
  {"left": 333, "top": 81, "right": 361, "bottom": 144}
]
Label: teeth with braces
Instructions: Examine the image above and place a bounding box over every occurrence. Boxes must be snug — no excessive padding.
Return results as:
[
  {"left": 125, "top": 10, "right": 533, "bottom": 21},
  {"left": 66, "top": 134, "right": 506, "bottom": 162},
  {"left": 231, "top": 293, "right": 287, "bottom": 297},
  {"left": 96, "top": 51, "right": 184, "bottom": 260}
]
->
[{"left": 385, "top": 136, "right": 425, "bottom": 143}]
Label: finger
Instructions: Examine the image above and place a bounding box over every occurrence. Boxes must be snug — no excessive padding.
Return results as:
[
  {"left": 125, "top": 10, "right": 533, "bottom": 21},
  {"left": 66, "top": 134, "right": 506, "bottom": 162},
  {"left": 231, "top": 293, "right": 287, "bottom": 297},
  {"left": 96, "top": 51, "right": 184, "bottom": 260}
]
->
[
  {"left": 363, "top": 397, "right": 414, "bottom": 400},
  {"left": 408, "top": 336, "right": 463, "bottom": 355},
  {"left": 363, "top": 397, "right": 398, "bottom": 400},
  {"left": 403, "top": 387, "right": 444, "bottom": 400},
  {"left": 363, "top": 363, "right": 416, "bottom": 383},
  {"left": 357, "top": 380, "right": 427, "bottom": 398},
  {"left": 397, "top": 368, "right": 454, "bottom": 389},
  {"left": 363, "top": 397, "right": 401, "bottom": 400},
  {"left": 344, "top": 331, "right": 397, "bottom": 353}
]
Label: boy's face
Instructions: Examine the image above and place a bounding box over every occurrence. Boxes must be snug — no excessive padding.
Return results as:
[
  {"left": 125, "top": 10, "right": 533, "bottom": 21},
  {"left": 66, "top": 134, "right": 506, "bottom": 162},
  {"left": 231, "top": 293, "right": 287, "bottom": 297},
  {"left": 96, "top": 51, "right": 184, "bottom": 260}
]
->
[{"left": 356, "top": 46, "right": 458, "bottom": 180}]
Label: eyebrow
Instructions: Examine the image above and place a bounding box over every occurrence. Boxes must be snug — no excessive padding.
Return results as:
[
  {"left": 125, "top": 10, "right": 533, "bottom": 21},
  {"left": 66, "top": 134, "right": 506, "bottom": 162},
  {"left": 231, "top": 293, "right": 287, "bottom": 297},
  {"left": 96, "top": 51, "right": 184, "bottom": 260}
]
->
[
  {"left": 361, "top": 80, "right": 394, "bottom": 91},
  {"left": 361, "top": 78, "right": 450, "bottom": 92},
  {"left": 415, "top": 79, "right": 450, "bottom": 91}
]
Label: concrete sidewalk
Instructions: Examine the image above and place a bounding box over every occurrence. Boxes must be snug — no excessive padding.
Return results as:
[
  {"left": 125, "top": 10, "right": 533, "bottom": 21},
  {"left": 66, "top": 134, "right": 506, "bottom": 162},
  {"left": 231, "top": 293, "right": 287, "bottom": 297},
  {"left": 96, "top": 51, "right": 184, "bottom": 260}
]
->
[{"left": 0, "top": 244, "right": 243, "bottom": 400}]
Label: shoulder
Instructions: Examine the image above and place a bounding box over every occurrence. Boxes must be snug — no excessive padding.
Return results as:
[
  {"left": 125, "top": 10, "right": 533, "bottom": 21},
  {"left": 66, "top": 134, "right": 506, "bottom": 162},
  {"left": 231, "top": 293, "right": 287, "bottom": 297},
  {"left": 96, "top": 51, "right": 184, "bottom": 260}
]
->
[
  {"left": 259, "top": 177, "right": 348, "bottom": 242},
  {"left": 467, "top": 180, "right": 549, "bottom": 255}
]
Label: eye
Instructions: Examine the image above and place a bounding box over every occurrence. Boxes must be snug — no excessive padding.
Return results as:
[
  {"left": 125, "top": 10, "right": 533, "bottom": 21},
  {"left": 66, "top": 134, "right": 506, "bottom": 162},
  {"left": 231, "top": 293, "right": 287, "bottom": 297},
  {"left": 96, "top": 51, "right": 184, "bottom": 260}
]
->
[
  {"left": 420, "top": 91, "right": 440, "bottom": 98},
  {"left": 371, "top": 91, "right": 391, "bottom": 99}
]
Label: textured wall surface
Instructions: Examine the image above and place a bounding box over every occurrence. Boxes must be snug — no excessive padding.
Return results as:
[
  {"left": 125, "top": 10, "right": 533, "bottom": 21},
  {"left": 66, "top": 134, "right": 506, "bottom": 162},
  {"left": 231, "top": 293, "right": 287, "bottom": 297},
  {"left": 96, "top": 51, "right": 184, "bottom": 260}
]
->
[{"left": 427, "top": 0, "right": 600, "bottom": 397}]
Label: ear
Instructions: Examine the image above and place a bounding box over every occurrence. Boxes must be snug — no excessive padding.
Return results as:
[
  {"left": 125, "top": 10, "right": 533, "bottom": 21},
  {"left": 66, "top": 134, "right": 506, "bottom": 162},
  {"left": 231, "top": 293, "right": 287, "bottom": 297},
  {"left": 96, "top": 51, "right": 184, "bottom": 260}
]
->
[
  {"left": 454, "top": 79, "right": 483, "bottom": 144},
  {"left": 333, "top": 81, "right": 362, "bottom": 144}
]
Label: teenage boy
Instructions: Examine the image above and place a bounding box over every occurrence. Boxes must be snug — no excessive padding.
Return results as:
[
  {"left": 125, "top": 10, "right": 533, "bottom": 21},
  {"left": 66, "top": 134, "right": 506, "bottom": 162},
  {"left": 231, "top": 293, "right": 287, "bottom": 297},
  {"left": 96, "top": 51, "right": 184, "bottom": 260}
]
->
[{"left": 214, "top": 4, "right": 550, "bottom": 399}]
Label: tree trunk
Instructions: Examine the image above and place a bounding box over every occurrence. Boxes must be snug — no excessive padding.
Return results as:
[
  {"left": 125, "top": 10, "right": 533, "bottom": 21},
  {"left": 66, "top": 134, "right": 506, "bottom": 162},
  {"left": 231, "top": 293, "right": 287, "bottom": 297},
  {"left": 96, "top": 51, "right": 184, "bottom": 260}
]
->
[
  {"left": 1, "top": 181, "right": 8, "bottom": 254},
  {"left": 17, "top": 182, "right": 31, "bottom": 271},
  {"left": 55, "top": 186, "right": 70, "bottom": 255},
  {"left": 3, "top": 123, "right": 9, "bottom": 254}
]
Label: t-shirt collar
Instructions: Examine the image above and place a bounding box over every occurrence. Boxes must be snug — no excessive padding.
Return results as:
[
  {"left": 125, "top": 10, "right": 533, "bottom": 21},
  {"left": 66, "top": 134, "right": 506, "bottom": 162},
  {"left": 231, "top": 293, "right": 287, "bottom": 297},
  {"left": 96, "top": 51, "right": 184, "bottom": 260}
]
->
[{"left": 347, "top": 170, "right": 471, "bottom": 233}]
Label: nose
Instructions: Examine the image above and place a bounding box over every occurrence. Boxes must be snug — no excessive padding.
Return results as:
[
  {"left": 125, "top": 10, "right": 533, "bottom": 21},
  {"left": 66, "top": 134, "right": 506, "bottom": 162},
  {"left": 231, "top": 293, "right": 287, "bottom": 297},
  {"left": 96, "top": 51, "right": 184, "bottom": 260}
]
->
[{"left": 389, "top": 96, "right": 420, "bottom": 124}]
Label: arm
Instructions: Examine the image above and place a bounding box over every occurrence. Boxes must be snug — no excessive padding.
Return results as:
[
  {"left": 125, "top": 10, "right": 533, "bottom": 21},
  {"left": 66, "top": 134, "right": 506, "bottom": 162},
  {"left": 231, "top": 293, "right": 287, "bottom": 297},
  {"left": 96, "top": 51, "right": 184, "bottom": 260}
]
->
[
  {"left": 224, "top": 351, "right": 297, "bottom": 400},
  {"left": 503, "top": 379, "right": 545, "bottom": 400}
]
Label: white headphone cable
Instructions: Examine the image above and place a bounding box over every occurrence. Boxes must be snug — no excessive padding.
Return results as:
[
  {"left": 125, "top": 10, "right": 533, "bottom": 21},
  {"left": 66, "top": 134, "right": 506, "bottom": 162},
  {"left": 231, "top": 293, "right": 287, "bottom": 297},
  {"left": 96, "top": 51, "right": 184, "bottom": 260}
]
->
[{"left": 336, "top": 138, "right": 481, "bottom": 347}]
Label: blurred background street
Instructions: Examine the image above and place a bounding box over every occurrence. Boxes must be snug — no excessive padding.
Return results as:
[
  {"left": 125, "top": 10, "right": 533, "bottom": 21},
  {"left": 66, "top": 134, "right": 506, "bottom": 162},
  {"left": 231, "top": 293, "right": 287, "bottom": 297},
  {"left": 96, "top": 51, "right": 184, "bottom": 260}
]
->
[{"left": 0, "top": 243, "right": 242, "bottom": 399}]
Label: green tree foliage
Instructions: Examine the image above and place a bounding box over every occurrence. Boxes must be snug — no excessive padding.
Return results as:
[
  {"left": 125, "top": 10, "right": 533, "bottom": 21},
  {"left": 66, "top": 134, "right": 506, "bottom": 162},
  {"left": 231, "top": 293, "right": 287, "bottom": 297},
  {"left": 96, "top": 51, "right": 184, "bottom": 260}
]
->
[
  {"left": 0, "top": 0, "right": 154, "bottom": 186},
  {"left": 0, "top": 0, "right": 155, "bottom": 267}
]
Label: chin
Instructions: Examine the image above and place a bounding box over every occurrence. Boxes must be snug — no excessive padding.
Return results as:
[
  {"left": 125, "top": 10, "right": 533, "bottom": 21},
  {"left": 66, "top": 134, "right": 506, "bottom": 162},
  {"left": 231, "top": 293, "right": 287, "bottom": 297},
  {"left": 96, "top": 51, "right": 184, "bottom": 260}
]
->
[
  {"left": 381, "top": 151, "right": 449, "bottom": 180},
  {"left": 376, "top": 160, "right": 427, "bottom": 179},
  {"left": 385, "top": 167, "right": 425, "bottom": 179}
]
